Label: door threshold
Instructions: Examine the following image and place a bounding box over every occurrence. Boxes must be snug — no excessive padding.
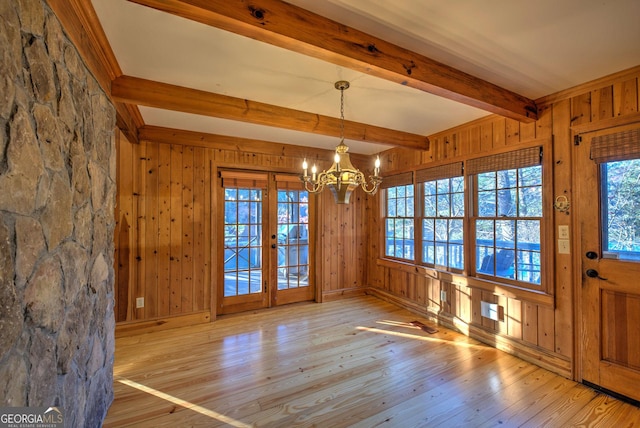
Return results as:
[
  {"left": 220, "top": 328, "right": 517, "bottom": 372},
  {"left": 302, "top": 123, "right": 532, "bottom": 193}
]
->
[
  {"left": 217, "top": 300, "right": 318, "bottom": 319},
  {"left": 582, "top": 380, "right": 640, "bottom": 408}
]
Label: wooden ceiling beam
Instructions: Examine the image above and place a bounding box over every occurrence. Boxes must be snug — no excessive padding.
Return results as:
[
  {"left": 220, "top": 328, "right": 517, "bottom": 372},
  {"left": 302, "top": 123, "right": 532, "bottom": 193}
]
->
[
  {"left": 112, "top": 76, "right": 430, "bottom": 150},
  {"left": 128, "top": 0, "right": 537, "bottom": 123}
]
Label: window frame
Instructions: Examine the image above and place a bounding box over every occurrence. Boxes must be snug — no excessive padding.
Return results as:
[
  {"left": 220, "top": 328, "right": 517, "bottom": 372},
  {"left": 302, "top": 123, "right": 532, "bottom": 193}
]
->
[
  {"left": 591, "top": 129, "right": 640, "bottom": 262},
  {"left": 378, "top": 139, "right": 554, "bottom": 297},
  {"left": 417, "top": 163, "right": 465, "bottom": 272},
  {"left": 468, "top": 144, "right": 552, "bottom": 294},
  {"left": 383, "top": 183, "right": 416, "bottom": 261},
  {"left": 470, "top": 164, "right": 543, "bottom": 288}
]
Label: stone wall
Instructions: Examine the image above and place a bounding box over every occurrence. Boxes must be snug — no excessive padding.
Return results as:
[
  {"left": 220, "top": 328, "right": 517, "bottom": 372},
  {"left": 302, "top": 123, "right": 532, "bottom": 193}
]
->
[{"left": 0, "top": 1, "right": 116, "bottom": 426}]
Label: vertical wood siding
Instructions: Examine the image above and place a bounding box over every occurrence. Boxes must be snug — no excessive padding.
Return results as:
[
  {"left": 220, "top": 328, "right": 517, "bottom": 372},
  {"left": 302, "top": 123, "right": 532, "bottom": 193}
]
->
[
  {"left": 365, "top": 68, "right": 640, "bottom": 378},
  {"left": 115, "top": 140, "right": 366, "bottom": 323},
  {"left": 115, "top": 140, "right": 214, "bottom": 322}
]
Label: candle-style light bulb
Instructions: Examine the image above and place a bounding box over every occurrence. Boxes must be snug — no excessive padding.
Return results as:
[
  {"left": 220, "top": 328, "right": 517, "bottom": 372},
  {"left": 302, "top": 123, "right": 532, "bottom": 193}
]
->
[
  {"left": 334, "top": 153, "right": 341, "bottom": 172},
  {"left": 374, "top": 156, "right": 380, "bottom": 176},
  {"left": 311, "top": 164, "right": 317, "bottom": 181},
  {"left": 302, "top": 159, "right": 308, "bottom": 177}
]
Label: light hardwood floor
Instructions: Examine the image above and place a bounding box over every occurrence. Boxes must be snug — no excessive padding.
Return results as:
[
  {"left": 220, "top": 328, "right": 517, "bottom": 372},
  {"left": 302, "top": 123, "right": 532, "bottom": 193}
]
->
[{"left": 104, "top": 296, "right": 640, "bottom": 427}]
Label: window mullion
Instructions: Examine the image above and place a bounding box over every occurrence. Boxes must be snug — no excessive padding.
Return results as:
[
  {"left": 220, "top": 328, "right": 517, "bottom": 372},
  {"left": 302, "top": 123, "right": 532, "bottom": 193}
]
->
[
  {"left": 415, "top": 182, "right": 422, "bottom": 265},
  {"left": 468, "top": 175, "right": 478, "bottom": 276}
]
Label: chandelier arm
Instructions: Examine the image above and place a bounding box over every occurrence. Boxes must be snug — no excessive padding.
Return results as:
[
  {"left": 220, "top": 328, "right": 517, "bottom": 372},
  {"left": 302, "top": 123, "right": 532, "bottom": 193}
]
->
[
  {"left": 302, "top": 170, "right": 335, "bottom": 193},
  {"left": 358, "top": 174, "right": 383, "bottom": 195},
  {"left": 303, "top": 180, "right": 324, "bottom": 193}
]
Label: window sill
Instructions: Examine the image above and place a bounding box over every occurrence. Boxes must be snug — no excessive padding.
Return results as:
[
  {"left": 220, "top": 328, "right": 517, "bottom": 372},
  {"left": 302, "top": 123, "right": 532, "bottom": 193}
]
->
[{"left": 376, "top": 258, "right": 554, "bottom": 308}]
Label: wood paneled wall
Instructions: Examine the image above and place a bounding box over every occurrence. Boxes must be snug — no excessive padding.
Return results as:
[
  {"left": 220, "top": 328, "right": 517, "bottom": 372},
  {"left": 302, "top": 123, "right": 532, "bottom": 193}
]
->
[
  {"left": 317, "top": 191, "right": 368, "bottom": 301},
  {"left": 115, "top": 135, "right": 212, "bottom": 324},
  {"left": 365, "top": 66, "right": 640, "bottom": 379},
  {"left": 114, "top": 136, "right": 368, "bottom": 328},
  {"left": 114, "top": 67, "right": 640, "bottom": 375}
]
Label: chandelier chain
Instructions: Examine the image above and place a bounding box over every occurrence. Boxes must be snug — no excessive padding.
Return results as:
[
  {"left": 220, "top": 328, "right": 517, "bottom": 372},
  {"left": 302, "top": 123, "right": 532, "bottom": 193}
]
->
[{"left": 340, "top": 86, "right": 345, "bottom": 142}]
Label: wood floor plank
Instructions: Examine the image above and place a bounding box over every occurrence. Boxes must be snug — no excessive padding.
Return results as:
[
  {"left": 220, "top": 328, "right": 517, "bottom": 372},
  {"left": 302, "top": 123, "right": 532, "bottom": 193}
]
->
[
  {"left": 462, "top": 368, "right": 562, "bottom": 424},
  {"left": 483, "top": 376, "right": 579, "bottom": 427},
  {"left": 247, "top": 344, "right": 494, "bottom": 427},
  {"left": 519, "top": 383, "right": 600, "bottom": 428},
  {"left": 104, "top": 296, "right": 640, "bottom": 427},
  {"left": 350, "top": 354, "right": 531, "bottom": 427},
  {"left": 559, "top": 394, "right": 631, "bottom": 427}
]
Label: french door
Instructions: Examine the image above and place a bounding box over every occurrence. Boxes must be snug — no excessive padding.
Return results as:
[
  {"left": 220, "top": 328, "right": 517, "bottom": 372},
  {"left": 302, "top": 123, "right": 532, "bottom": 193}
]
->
[
  {"left": 218, "top": 170, "right": 314, "bottom": 315},
  {"left": 576, "top": 125, "right": 640, "bottom": 402}
]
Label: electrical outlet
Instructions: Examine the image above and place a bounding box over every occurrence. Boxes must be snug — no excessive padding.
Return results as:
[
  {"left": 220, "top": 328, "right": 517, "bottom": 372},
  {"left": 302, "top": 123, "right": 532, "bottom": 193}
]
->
[
  {"left": 136, "top": 297, "right": 144, "bottom": 308},
  {"left": 440, "top": 289, "right": 447, "bottom": 303},
  {"left": 558, "top": 239, "right": 570, "bottom": 254}
]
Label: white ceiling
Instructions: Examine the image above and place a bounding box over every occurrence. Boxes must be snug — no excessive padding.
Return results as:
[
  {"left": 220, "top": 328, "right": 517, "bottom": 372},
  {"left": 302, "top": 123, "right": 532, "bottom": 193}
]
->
[{"left": 92, "top": 0, "right": 640, "bottom": 155}]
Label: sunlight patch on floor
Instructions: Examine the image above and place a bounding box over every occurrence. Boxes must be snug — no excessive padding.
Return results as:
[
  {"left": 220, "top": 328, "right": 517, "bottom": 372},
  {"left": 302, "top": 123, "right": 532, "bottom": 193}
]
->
[
  {"left": 117, "top": 377, "right": 251, "bottom": 428},
  {"left": 358, "top": 325, "right": 486, "bottom": 349}
]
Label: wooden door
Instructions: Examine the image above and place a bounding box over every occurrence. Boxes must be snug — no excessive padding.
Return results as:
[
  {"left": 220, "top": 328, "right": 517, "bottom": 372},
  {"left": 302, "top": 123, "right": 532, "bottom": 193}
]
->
[
  {"left": 271, "top": 175, "right": 315, "bottom": 306},
  {"left": 576, "top": 126, "right": 640, "bottom": 402},
  {"left": 218, "top": 171, "right": 315, "bottom": 315},
  {"left": 218, "top": 171, "right": 270, "bottom": 314}
]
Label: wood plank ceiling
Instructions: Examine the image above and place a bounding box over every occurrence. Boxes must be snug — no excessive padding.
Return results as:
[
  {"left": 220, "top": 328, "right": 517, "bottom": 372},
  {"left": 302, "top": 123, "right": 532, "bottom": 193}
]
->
[{"left": 68, "top": 0, "right": 640, "bottom": 154}]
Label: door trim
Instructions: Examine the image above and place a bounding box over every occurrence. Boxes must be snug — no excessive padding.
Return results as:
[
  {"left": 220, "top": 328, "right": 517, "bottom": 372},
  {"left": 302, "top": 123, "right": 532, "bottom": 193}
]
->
[{"left": 215, "top": 168, "right": 316, "bottom": 315}]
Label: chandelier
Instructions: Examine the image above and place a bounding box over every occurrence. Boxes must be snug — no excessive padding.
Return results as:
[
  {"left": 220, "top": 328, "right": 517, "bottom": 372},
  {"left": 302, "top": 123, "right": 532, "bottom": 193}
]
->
[{"left": 301, "top": 81, "right": 382, "bottom": 204}]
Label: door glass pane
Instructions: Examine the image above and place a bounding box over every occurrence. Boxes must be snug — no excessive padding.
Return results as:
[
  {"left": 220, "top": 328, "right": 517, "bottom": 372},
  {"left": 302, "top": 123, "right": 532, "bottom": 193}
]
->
[
  {"left": 601, "top": 159, "right": 640, "bottom": 261},
  {"left": 277, "top": 190, "right": 310, "bottom": 290},
  {"left": 224, "top": 188, "right": 263, "bottom": 297}
]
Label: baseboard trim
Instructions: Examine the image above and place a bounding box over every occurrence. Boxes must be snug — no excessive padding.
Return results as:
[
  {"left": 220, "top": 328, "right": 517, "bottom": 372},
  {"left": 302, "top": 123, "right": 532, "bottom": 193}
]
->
[
  {"left": 322, "top": 287, "right": 367, "bottom": 302},
  {"left": 115, "top": 311, "right": 211, "bottom": 338},
  {"left": 366, "top": 288, "right": 572, "bottom": 379}
]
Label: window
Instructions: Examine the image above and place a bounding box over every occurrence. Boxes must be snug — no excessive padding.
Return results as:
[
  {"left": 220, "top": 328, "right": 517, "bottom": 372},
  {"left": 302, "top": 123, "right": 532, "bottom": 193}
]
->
[
  {"left": 469, "top": 148, "right": 543, "bottom": 286},
  {"left": 379, "top": 146, "right": 547, "bottom": 292},
  {"left": 383, "top": 172, "right": 415, "bottom": 260},
  {"left": 385, "top": 184, "right": 415, "bottom": 259},
  {"left": 592, "top": 129, "right": 640, "bottom": 261},
  {"left": 418, "top": 163, "right": 464, "bottom": 269},
  {"left": 601, "top": 160, "right": 640, "bottom": 260}
]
